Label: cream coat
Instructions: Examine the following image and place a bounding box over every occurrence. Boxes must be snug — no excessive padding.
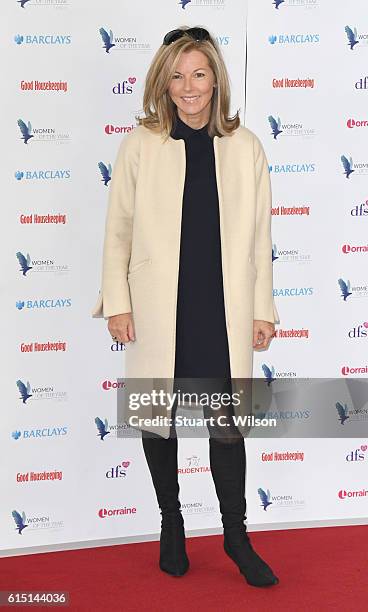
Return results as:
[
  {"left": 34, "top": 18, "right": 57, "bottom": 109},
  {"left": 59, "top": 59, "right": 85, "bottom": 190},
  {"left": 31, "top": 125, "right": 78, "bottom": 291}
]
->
[{"left": 92, "top": 122, "right": 280, "bottom": 437}]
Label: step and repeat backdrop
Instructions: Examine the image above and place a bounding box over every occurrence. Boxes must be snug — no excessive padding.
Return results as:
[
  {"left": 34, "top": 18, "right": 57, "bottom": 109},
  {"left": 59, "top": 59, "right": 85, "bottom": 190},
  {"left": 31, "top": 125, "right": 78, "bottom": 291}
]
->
[{"left": 1, "top": 0, "right": 367, "bottom": 556}]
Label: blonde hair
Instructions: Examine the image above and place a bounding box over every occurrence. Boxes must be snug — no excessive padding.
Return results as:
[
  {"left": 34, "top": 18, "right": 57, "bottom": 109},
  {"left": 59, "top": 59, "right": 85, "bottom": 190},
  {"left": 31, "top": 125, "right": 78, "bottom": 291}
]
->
[{"left": 135, "top": 26, "right": 240, "bottom": 140}]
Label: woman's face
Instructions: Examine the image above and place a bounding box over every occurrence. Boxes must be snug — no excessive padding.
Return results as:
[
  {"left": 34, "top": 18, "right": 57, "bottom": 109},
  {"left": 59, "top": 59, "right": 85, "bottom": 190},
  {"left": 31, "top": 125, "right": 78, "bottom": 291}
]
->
[{"left": 168, "top": 49, "right": 216, "bottom": 124}]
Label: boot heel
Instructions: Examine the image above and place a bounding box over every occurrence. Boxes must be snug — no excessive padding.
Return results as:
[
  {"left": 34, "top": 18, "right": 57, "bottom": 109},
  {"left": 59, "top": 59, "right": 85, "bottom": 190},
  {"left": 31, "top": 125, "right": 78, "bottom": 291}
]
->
[{"left": 159, "top": 513, "right": 189, "bottom": 577}]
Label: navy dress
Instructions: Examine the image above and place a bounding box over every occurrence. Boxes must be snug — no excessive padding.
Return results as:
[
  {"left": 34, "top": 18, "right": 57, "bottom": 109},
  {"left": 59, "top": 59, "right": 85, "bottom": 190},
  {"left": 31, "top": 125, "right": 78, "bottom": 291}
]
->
[{"left": 170, "top": 112, "right": 231, "bottom": 383}]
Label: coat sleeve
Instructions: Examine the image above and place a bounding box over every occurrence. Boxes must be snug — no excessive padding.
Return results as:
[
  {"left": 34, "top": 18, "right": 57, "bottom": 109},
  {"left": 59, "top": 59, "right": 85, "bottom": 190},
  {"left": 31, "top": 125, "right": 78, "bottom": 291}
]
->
[
  {"left": 91, "top": 130, "right": 140, "bottom": 319},
  {"left": 252, "top": 134, "right": 280, "bottom": 324}
]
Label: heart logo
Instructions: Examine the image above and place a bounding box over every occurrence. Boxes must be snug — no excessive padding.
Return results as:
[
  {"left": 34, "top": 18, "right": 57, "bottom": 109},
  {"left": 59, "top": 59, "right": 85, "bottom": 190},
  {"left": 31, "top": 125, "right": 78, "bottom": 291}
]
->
[
  {"left": 122, "top": 461, "right": 130, "bottom": 468},
  {"left": 363, "top": 322, "right": 368, "bottom": 328},
  {"left": 128, "top": 77, "right": 136, "bottom": 84},
  {"left": 361, "top": 445, "right": 367, "bottom": 451}
]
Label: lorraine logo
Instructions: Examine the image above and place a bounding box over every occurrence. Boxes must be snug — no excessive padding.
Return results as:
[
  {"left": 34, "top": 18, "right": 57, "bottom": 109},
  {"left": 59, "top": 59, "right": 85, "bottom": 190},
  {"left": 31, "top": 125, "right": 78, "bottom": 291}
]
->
[
  {"left": 12, "top": 510, "right": 28, "bottom": 534},
  {"left": 268, "top": 115, "right": 283, "bottom": 139},
  {"left": 98, "top": 162, "right": 112, "bottom": 186},
  {"left": 99, "top": 28, "right": 115, "bottom": 53},
  {"left": 272, "top": 244, "right": 279, "bottom": 262},
  {"left": 95, "top": 417, "right": 111, "bottom": 441},
  {"left": 16, "top": 251, "right": 32, "bottom": 276},
  {"left": 258, "top": 488, "right": 273, "bottom": 511},
  {"left": 262, "top": 364, "right": 275, "bottom": 386},
  {"left": 18, "top": 119, "right": 33, "bottom": 144},
  {"left": 16, "top": 379, "right": 32, "bottom": 403},
  {"left": 336, "top": 401, "right": 350, "bottom": 425},
  {"left": 341, "top": 155, "right": 355, "bottom": 179},
  {"left": 273, "top": 0, "right": 285, "bottom": 7},
  {"left": 338, "top": 278, "right": 352, "bottom": 301}
]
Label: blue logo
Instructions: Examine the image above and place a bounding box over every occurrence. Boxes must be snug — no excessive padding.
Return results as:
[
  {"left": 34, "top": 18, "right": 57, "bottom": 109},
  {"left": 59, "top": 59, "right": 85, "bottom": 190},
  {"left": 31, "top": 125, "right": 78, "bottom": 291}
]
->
[
  {"left": 269, "top": 34, "right": 319, "bottom": 45},
  {"left": 16, "top": 379, "right": 32, "bottom": 403},
  {"left": 273, "top": 0, "right": 285, "bottom": 8},
  {"left": 14, "top": 34, "right": 71, "bottom": 45},
  {"left": 268, "top": 115, "right": 283, "bottom": 139},
  {"left": 12, "top": 510, "right": 28, "bottom": 535},
  {"left": 18, "top": 119, "right": 33, "bottom": 144},
  {"left": 11, "top": 426, "right": 68, "bottom": 439},
  {"left": 99, "top": 28, "right": 115, "bottom": 53},
  {"left": 179, "top": 0, "right": 192, "bottom": 8},
  {"left": 16, "top": 298, "right": 72, "bottom": 310},
  {"left": 345, "top": 26, "right": 359, "bottom": 50},
  {"left": 338, "top": 278, "right": 352, "bottom": 301},
  {"left": 341, "top": 155, "right": 354, "bottom": 179},
  {"left": 98, "top": 162, "right": 112, "bottom": 186},
  {"left": 262, "top": 364, "right": 275, "bottom": 386},
  {"left": 336, "top": 401, "right": 350, "bottom": 425},
  {"left": 272, "top": 245, "right": 279, "bottom": 262},
  {"left": 16, "top": 251, "right": 32, "bottom": 276},
  {"left": 95, "top": 417, "right": 111, "bottom": 441},
  {"left": 270, "top": 163, "right": 316, "bottom": 173},
  {"left": 258, "top": 488, "right": 273, "bottom": 511},
  {"left": 15, "top": 169, "right": 71, "bottom": 181}
]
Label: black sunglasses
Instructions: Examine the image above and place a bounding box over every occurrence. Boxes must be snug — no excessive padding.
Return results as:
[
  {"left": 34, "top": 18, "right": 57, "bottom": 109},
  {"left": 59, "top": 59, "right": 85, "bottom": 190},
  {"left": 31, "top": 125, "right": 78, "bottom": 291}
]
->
[{"left": 163, "top": 27, "right": 211, "bottom": 46}]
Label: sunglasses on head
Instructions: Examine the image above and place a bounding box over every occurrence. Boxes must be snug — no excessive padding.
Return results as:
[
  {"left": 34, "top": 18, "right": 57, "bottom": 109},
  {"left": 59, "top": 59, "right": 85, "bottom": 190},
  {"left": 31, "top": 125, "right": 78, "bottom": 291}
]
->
[{"left": 163, "top": 27, "right": 211, "bottom": 46}]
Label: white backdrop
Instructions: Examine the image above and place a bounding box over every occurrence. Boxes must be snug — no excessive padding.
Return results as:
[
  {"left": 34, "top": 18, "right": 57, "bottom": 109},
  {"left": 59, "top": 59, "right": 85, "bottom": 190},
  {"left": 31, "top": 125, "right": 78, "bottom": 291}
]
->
[{"left": 1, "top": 0, "right": 367, "bottom": 556}]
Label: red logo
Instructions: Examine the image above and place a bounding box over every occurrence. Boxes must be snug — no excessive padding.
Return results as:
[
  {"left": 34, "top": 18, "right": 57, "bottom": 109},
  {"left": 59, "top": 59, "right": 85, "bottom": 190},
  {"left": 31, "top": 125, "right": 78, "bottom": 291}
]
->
[{"left": 347, "top": 118, "right": 368, "bottom": 129}]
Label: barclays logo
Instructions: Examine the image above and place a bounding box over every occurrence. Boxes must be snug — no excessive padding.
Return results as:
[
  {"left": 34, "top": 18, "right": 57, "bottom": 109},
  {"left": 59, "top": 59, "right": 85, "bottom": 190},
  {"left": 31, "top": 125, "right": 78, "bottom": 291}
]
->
[
  {"left": 15, "top": 169, "right": 71, "bottom": 180},
  {"left": 16, "top": 298, "right": 72, "bottom": 310},
  {"left": 269, "top": 33, "right": 320, "bottom": 45},
  {"left": 14, "top": 34, "right": 71, "bottom": 45},
  {"left": 11, "top": 426, "right": 68, "bottom": 440},
  {"left": 269, "top": 163, "right": 316, "bottom": 173},
  {"left": 273, "top": 287, "right": 313, "bottom": 296}
]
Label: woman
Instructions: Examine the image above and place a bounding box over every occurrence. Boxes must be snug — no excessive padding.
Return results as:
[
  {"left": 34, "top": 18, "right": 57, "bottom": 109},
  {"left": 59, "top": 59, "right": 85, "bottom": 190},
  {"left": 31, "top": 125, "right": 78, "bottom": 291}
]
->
[{"left": 92, "top": 26, "right": 280, "bottom": 587}]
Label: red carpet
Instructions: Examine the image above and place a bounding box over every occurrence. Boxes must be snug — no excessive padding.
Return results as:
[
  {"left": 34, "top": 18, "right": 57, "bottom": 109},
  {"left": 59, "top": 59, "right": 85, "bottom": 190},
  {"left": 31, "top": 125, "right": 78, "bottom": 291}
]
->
[{"left": 1, "top": 525, "right": 367, "bottom": 611}]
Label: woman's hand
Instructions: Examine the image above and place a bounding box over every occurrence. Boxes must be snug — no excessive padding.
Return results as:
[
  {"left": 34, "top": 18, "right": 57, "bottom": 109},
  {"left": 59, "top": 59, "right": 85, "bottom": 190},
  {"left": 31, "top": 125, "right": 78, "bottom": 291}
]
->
[
  {"left": 253, "top": 320, "right": 275, "bottom": 350},
  {"left": 107, "top": 313, "right": 135, "bottom": 343}
]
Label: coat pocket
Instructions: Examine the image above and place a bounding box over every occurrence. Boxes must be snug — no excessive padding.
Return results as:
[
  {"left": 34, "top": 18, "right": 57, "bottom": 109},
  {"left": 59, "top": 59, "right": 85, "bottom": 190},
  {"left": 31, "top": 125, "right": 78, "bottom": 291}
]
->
[{"left": 127, "top": 258, "right": 151, "bottom": 279}]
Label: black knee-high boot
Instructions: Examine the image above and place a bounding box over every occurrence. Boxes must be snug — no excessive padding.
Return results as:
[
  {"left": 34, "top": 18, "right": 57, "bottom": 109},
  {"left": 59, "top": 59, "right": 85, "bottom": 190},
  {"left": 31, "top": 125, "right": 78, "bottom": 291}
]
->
[
  {"left": 142, "top": 432, "right": 189, "bottom": 576},
  {"left": 209, "top": 437, "right": 279, "bottom": 587}
]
